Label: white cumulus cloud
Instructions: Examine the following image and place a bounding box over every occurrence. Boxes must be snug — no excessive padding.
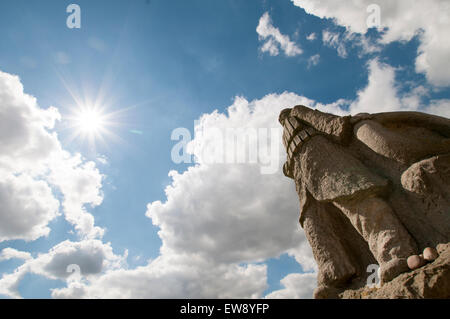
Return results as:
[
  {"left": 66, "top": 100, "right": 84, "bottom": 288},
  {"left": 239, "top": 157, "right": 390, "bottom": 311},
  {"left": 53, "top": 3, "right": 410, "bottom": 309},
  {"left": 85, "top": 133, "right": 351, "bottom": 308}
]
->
[
  {"left": 291, "top": 0, "right": 450, "bottom": 86},
  {"left": 426, "top": 99, "right": 450, "bottom": 119},
  {"left": 257, "top": 12, "right": 303, "bottom": 57},
  {"left": 0, "top": 248, "right": 32, "bottom": 262},
  {"left": 0, "top": 173, "right": 60, "bottom": 242},
  {"left": 349, "top": 59, "right": 430, "bottom": 115},
  {"left": 266, "top": 272, "right": 317, "bottom": 299},
  {"left": 52, "top": 254, "right": 267, "bottom": 299},
  {"left": 0, "top": 240, "right": 126, "bottom": 299},
  {"left": 0, "top": 70, "right": 105, "bottom": 241}
]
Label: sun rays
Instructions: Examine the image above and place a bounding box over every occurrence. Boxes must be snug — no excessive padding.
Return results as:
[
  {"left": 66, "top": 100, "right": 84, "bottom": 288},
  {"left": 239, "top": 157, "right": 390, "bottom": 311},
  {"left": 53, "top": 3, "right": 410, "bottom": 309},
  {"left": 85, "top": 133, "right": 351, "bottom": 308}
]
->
[{"left": 64, "top": 102, "right": 120, "bottom": 152}]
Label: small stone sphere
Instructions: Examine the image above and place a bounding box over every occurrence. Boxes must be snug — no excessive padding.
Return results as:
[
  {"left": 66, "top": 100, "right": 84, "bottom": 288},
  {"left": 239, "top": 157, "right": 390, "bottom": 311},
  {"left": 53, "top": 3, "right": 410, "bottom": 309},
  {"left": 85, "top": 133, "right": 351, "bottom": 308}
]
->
[
  {"left": 407, "top": 255, "right": 425, "bottom": 270},
  {"left": 423, "top": 247, "right": 439, "bottom": 262}
]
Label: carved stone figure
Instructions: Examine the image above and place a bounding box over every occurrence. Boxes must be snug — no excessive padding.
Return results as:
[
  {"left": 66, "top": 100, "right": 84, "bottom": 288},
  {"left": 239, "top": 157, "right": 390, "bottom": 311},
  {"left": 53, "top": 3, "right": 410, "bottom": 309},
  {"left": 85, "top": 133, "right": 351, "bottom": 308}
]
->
[{"left": 279, "top": 106, "right": 450, "bottom": 298}]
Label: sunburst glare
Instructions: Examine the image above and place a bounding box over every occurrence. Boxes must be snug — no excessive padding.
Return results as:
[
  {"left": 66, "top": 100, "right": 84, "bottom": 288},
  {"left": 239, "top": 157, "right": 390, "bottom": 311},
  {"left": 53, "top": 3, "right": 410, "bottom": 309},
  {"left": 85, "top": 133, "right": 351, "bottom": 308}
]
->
[
  {"left": 65, "top": 103, "right": 119, "bottom": 151},
  {"left": 76, "top": 108, "right": 105, "bottom": 133}
]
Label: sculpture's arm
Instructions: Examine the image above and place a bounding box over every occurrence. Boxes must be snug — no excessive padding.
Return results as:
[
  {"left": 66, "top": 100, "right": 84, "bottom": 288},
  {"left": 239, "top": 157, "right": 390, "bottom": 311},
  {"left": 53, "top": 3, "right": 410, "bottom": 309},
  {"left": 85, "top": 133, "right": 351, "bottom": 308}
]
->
[{"left": 290, "top": 105, "right": 352, "bottom": 144}]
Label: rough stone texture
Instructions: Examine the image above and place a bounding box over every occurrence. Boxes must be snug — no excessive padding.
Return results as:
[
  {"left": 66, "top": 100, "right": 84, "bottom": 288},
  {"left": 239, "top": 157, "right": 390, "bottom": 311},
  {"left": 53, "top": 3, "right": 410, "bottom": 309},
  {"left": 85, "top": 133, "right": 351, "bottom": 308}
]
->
[
  {"left": 340, "top": 243, "right": 450, "bottom": 299},
  {"left": 279, "top": 106, "right": 450, "bottom": 299}
]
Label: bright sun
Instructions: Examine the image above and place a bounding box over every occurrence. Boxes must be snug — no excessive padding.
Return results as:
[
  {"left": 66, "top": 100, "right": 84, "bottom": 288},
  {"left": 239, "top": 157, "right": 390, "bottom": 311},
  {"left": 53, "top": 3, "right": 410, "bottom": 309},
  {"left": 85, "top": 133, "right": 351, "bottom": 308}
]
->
[
  {"left": 76, "top": 109, "right": 105, "bottom": 133},
  {"left": 66, "top": 104, "right": 116, "bottom": 150},
  {"left": 65, "top": 97, "right": 129, "bottom": 150}
]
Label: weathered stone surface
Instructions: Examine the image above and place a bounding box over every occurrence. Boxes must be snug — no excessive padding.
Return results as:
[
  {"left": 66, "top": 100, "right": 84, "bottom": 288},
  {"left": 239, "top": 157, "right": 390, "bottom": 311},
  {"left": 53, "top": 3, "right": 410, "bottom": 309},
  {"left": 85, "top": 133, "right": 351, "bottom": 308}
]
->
[
  {"left": 437, "top": 243, "right": 450, "bottom": 255},
  {"left": 297, "top": 135, "right": 389, "bottom": 202},
  {"left": 340, "top": 243, "right": 450, "bottom": 299},
  {"left": 354, "top": 120, "right": 450, "bottom": 165},
  {"left": 279, "top": 106, "right": 450, "bottom": 299},
  {"left": 289, "top": 105, "right": 352, "bottom": 143}
]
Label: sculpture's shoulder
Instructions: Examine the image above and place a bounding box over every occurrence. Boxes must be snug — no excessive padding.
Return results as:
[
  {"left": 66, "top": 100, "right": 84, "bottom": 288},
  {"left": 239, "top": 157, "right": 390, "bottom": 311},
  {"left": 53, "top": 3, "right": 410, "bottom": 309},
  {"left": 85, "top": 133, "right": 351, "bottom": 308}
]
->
[
  {"left": 350, "top": 111, "right": 450, "bottom": 166},
  {"left": 352, "top": 111, "right": 450, "bottom": 137},
  {"left": 287, "top": 107, "right": 450, "bottom": 139}
]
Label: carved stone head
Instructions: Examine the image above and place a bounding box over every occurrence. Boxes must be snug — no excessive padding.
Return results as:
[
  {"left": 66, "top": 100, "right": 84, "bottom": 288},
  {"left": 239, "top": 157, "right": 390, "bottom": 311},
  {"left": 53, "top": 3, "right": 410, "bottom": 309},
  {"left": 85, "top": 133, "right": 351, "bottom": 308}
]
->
[{"left": 279, "top": 108, "right": 292, "bottom": 125}]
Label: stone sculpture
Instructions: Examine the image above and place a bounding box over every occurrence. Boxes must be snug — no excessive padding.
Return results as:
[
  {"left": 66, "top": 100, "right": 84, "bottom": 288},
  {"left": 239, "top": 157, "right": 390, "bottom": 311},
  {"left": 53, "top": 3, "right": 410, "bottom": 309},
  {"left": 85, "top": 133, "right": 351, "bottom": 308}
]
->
[{"left": 279, "top": 105, "right": 450, "bottom": 298}]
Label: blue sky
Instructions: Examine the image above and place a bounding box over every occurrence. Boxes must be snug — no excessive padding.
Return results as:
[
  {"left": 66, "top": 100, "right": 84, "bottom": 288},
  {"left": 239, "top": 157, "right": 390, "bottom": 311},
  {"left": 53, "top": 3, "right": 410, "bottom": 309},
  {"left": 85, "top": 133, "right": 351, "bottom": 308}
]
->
[{"left": 0, "top": 0, "right": 449, "bottom": 298}]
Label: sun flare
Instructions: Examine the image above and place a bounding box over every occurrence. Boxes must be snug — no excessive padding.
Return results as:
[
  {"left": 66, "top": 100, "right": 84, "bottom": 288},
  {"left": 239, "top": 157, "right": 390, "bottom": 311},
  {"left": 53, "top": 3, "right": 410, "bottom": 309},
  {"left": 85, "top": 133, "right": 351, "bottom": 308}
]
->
[
  {"left": 76, "top": 108, "right": 105, "bottom": 134},
  {"left": 63, "top": 94, "right": 133, "bottom": 151},
  {"left": 65, "top": 103, "right": 118, "bottom": 150}
]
